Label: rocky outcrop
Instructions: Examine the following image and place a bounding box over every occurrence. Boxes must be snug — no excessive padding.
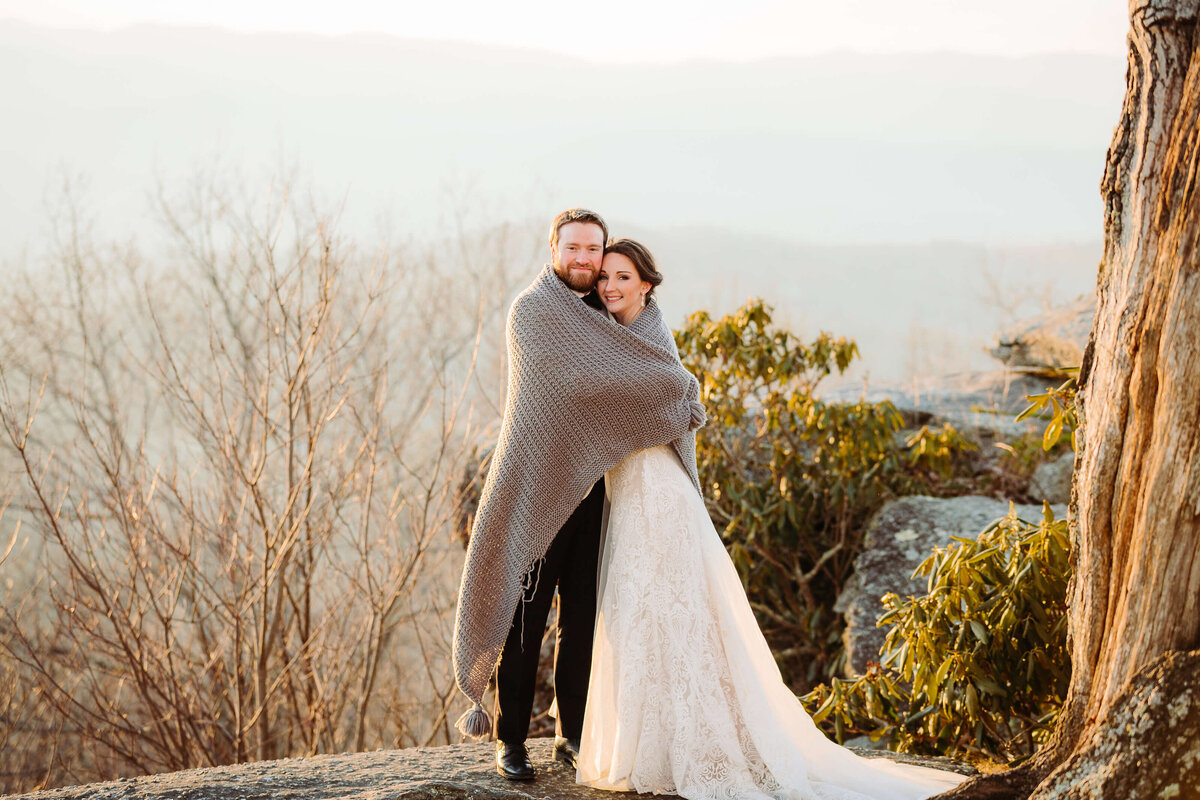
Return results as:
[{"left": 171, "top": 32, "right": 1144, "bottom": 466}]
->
[
  {"left": 1031, "top": 649, "right": 1200, "bottom": 800},
  {"left": 4, "top": 737, "right": 974, "bottom": 800},
  {"left": 839, "top": 496, "right": 1066, "bottom": 675},
  {"left": 990, "top": 295, "right": 1094, "bottom": 374},
  {"left": 1028, "top": 451, "right": 1075, "bottom": 505},
  {"left": 821, "top": 370, "right": 1054, "bottom": 443}
]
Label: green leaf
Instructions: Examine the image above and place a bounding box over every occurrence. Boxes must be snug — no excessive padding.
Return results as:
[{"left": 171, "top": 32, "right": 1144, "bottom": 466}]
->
[
  {"left": 1043, "top": 415, "right": 1064, "bottom": 451},
  {"left": 965, "top": 683, "right": 980, "bottom": 717},
  {"left": 934, "top": 656, "right": 955, "bottom": 687},
  {"left": 811, "top": 692, "right": 835, "bottom": 725},
  {"left": 1015, "top": 397, "right": 1045, "bottom": 422},
  {"left": 903, "top": 705, "right": 938, "bottom": 728}
]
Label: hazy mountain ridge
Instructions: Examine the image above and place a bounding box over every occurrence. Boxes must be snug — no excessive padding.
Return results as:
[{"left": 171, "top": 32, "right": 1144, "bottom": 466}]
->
[{"left": 1, "top": 20, "right": 1122, "bottom": 250}]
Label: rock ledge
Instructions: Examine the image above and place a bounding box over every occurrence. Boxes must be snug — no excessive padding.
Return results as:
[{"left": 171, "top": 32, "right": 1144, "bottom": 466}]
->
[{"left": 4, "top": 738, "right": 975, "bottom": 800}]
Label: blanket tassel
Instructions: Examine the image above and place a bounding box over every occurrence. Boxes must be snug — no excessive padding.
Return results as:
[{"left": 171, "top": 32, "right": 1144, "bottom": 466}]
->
[{"left": 456, "top": 703, "right": 492, "bottom": 738}]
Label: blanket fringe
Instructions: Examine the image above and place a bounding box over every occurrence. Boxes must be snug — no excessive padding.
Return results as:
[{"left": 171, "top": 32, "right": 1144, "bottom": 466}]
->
[
  {"left": 518, "top": 556, "right": 546, "bottom": 650},
  {"left": 456, "top": 703, "right": 492, "bottom": 738}
]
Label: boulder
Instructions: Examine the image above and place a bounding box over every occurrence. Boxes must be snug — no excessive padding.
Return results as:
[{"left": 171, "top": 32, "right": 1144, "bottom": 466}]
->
[
  {"left": 991, "top": 294, "right": 1095, "bottom": 374},
  {"left": 1028, "top": 451, "right": 1075, "bottom": 505},
  {"left": 1031, "top": 649, "right": 1200, "bottom": 800},
  {"left": 840, "top": 496, "right": 1065, "bottom": 676},
  {"left": 4, "top": 737, "right": 974, "bottom": 800}
]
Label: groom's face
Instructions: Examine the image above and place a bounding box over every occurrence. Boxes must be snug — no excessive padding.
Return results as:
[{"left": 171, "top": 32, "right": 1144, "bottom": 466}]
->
[{"left": 551, "top": 221, "right": 606, "bottom": 292}]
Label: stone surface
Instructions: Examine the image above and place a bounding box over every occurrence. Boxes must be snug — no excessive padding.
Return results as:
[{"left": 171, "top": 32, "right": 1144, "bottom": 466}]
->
[
  {"left": 1031, "top": 649, "right": 1200, "bottom": 800},
  {"left": 990, "top": 295, "right": 1094, "bottom": 374},
  {"left": 1028, "top": 451, "right": 1075, "bottom": 505},
  {"left": 840, "top": 496, "right": 1066, "bottom": 676},
  {"left": 820, "top": 370, "right": 1054, "bottom": 443},
  {"left": 1, "top": 737, "right": 974, "bottom": 800}
]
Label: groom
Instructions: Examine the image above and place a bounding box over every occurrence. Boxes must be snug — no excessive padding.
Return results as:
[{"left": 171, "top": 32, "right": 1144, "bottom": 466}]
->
[
  {"left": 492, "top": 208, "right": 610, "bottom": 779},
  {"left": 450, "top": 207, "right": 705, "bottom": 782}
]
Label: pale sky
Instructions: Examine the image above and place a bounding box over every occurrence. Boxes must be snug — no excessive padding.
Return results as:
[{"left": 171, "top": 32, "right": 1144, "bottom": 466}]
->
[{"left": 1, "top": 0, "right": 1129, "bottom": 62}]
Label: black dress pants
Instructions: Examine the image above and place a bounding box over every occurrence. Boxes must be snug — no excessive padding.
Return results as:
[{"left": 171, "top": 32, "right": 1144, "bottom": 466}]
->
[{"left": 494, "top": 478, "right": 605, "bottom": 744}]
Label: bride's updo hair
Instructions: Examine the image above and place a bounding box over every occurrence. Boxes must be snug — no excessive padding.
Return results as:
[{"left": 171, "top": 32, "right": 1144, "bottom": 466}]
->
[{"left": 605, "top": 238, "right": 664, "bottom": 300}]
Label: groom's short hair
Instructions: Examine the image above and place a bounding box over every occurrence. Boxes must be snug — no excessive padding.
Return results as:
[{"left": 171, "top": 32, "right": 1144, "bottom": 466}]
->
[{"left": 549, "top": 208, "right": 609, "bottom": 249}]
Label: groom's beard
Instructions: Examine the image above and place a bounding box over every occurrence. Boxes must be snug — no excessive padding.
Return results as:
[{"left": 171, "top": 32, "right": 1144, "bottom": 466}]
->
[{"left": 554, "top": 260, "right": 599, "bottom": 292}]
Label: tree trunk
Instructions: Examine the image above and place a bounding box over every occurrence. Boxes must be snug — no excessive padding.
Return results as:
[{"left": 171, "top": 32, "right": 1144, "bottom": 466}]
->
[{"left": 942, "top": 1, "right": 1200, "bottom": 796}]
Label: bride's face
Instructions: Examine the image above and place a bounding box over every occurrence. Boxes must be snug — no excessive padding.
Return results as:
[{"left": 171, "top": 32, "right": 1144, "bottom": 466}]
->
[{"left": 598, "top": 252, "right": 650, "bottom": 323}]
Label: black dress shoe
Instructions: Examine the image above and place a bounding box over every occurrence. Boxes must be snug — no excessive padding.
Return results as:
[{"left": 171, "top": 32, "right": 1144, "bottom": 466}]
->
[
  {"left": 496, "top": 740, "right": 535, "bottom": 781},
  {"left": 554, "top": 736, "right": 581, "bottom": 770}
]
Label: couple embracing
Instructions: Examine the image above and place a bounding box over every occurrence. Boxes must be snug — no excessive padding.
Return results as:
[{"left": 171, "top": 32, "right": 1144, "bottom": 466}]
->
[{"left": 451, "top": 209, "right": 966, "bottom": 800}]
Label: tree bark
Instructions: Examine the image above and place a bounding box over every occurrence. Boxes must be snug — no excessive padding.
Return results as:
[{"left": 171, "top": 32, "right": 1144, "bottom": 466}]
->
[
  {"left": 941, "top": 1, "right": 1200, "bottom": 796},
  {"left": 1066, "top": 0, "right": 1200, "bottom": 735}
]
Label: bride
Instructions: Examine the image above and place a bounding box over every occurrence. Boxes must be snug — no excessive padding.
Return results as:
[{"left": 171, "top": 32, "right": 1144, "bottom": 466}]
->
[{"left": 576, "top": 238, "right": 967, "bottom": 800}]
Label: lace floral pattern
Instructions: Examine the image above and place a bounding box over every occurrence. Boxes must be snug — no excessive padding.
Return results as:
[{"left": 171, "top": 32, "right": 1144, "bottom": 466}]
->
[{"left": 577, "top": 446, "right": 967, "bottom": 800}]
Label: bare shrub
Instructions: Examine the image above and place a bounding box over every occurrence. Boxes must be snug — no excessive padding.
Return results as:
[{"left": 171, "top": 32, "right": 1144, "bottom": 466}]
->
[{"left": 0, "top": 171, "right": 515, "bottom": 792}]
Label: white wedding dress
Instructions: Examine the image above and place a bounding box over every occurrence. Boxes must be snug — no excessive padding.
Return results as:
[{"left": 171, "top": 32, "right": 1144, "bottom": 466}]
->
[{"left": 577, "top": 445, "right": 967, "bottom": 800}]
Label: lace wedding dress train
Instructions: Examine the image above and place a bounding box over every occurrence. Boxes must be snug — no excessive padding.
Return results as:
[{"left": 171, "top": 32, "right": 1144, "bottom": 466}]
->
[{"left": 577, "top": 445, "right": 967, "bottom": 800}]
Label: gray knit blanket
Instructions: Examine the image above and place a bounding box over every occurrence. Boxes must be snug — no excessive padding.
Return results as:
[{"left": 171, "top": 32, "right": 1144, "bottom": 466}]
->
[{"left": 452, "top": 264, "right": 705, "bottom": 736}]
